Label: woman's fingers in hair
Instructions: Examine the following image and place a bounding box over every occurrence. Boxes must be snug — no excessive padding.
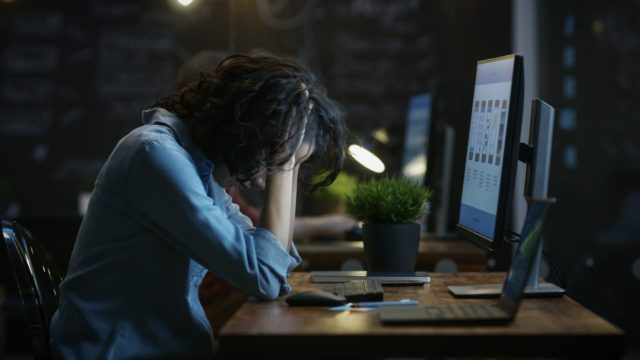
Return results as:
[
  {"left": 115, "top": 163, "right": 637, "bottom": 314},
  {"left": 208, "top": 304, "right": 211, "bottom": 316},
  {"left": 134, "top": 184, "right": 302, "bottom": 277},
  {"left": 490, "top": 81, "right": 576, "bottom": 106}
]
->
[{"left": 294, "top": 140, "right": 315, "bottom": 164}]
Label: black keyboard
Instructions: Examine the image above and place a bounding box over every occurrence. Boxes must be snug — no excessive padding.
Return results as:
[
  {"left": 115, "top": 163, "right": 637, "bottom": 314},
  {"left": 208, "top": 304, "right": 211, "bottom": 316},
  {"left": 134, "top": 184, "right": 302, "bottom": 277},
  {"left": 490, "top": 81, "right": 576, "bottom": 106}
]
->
[{"left": 324, "top": 280, "right": 384, "bottom": 302}]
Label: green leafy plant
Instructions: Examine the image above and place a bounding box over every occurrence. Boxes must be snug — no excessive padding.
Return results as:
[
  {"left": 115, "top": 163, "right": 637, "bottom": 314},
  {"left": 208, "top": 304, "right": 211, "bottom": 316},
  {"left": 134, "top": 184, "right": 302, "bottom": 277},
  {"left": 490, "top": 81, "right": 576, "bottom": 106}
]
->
[{"left": 346, "top": 177, "right": 431, "bottom": 224}]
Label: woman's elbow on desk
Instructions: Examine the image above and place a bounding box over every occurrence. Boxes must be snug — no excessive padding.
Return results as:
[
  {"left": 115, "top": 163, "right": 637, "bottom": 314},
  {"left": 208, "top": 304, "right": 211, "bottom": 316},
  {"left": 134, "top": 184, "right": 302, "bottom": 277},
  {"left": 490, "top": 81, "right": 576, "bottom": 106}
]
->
[
  {"left": 237, "top": 264, "right": 290, "bottom": 301},
  {"left": 251, "top": 272, "right": 287, "bottom": 301},
  {"left": 253, "top": 288, "right": 281, "bottom": 301}
]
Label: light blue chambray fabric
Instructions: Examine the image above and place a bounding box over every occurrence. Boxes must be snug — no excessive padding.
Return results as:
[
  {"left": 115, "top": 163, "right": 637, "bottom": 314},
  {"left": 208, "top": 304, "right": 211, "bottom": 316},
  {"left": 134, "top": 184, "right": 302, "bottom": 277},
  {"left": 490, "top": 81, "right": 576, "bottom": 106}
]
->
[{"left": 50, "top": 108, "right": 301, "bottom": 359}]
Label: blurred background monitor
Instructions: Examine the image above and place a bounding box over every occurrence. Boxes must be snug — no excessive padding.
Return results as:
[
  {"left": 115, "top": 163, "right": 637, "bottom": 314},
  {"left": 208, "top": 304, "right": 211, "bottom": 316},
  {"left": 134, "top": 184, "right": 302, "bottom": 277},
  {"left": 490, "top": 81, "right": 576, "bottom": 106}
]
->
[{"left": 401, "top": 93, "right": 432, "bottom": 186}]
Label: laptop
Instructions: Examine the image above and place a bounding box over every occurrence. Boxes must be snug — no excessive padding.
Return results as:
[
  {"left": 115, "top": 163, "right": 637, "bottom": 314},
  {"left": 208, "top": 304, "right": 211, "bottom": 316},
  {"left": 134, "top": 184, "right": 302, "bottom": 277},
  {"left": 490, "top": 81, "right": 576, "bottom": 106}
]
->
[
  {"left": 379, "top": 197, "right": 555, "bottom": 324},
  {"left": 310, "top": 271, "right": 430, "bottom": 285}
]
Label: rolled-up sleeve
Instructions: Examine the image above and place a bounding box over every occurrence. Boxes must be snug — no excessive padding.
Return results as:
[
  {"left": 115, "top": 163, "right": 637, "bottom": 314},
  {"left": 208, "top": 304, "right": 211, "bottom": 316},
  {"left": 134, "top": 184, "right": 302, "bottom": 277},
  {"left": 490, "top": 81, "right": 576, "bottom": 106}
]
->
[
  {"left": 126, "top": 139, "right": 301, "bottom": 300},
  {"left": 252, "top": 228, "right": 302, "bottom": 294}
]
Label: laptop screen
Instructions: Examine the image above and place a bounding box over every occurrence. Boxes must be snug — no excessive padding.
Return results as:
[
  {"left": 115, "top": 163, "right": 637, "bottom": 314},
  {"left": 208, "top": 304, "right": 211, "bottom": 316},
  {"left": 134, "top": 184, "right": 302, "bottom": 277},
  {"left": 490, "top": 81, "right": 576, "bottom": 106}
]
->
[{"left": 497, "top": 198, "right": 555, "bottom": 313}]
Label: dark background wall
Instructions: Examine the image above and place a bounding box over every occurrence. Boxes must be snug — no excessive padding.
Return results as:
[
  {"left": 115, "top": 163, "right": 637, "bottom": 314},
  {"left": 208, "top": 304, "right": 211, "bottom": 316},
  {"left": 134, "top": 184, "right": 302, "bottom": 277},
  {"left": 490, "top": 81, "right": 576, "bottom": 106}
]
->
[
  {"left": 539, "top": 0, "right": 640, "bottom": 353},
  {"left": 0, "top": 0, "right": 227, "bottom": 216}
]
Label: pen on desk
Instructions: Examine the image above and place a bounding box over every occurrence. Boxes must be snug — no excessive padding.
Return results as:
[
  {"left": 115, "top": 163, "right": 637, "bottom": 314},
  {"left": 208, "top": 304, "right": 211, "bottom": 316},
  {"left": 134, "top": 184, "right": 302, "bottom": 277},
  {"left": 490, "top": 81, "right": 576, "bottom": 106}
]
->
[{"left": 351, "top": 299, "right": 418, "bottom": 308}]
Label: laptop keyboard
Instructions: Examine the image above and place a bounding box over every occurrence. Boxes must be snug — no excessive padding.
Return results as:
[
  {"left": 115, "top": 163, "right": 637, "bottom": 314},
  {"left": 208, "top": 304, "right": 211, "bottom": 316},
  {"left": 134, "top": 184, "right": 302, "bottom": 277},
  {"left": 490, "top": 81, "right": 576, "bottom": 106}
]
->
[
  {"left": 422, "top": 303, "right": 507, "bottom": 320},
  {"left": 324, "top": 280, "right": 384, "bottom": 302}
]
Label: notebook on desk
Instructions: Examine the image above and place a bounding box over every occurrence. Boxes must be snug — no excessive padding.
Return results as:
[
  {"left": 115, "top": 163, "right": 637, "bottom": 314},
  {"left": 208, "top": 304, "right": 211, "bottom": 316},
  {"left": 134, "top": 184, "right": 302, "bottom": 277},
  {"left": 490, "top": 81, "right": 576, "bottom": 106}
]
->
[
  {"left": 310, "top": 271, "right": 430, "bottom": 285},
  {"left": 379, "top": 198, "right": 554, "bottom": 324}
]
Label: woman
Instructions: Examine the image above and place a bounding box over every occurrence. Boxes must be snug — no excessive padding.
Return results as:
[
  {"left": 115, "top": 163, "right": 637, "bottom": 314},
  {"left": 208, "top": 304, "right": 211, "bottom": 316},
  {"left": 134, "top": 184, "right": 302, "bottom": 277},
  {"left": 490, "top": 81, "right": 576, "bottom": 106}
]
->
[{"left": 51, "top": 53, "right": 346, "bottom": 358}]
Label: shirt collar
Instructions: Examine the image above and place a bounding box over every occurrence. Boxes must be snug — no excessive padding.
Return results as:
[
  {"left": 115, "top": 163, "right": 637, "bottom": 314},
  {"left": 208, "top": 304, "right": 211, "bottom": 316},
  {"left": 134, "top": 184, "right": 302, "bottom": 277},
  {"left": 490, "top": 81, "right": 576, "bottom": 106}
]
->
[{"left": 141, "top": 107, "right": 213, "bottom": 174}]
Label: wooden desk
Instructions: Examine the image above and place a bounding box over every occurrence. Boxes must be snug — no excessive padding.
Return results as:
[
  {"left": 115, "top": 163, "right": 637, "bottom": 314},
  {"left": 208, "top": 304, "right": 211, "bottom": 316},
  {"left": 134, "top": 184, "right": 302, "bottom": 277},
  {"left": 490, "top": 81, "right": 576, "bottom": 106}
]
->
[
  {"left": 296, "top": 238, "right": 487, "bottom": 272},
  {"left": 218, "top": 272, "right": 624, "bottom": 359}
]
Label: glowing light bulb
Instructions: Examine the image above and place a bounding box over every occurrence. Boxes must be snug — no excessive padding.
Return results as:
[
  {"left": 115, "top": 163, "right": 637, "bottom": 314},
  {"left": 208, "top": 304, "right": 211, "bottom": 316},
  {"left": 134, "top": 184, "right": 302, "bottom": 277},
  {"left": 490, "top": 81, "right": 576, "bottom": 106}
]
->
[
  {"left": 348, "top": 144, "right": 385, "bottom": 173},
  {"left": 177, "top": 0, "right": 194, "bottom": 6}
]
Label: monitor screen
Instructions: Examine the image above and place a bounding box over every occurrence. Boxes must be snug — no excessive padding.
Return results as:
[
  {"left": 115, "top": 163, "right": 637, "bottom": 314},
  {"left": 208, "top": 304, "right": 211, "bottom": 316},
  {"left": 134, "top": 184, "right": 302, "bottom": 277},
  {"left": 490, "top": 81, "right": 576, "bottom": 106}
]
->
[
  {"left": 457, "top": 54, "right": 523, "bottom": 249},
  {"left": 401, "top": 93, "right": 432, "bottom": 185}
]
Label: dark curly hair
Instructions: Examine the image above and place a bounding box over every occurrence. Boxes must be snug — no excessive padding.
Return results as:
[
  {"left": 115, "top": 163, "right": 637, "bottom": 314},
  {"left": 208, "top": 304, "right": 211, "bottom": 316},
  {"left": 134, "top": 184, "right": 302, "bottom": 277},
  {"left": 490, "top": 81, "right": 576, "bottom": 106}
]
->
[{"left": 153, "top": 52, "right": 346, "bottom": 191}]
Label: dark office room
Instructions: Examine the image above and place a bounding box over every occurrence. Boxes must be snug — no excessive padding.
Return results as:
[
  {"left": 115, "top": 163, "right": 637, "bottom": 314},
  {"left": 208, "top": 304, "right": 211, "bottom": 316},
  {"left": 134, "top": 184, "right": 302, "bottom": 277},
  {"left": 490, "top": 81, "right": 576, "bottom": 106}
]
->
[{"left": 1, "top": 0, "right": 639, "bottom": 359}]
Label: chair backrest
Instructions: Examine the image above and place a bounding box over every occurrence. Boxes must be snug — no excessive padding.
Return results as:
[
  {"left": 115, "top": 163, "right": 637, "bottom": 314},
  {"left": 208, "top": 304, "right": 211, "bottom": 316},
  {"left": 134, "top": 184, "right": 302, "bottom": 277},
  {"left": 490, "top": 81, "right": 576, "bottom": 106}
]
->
[{"left": 2, "top": 219, "right": 64, "bottom": 359}]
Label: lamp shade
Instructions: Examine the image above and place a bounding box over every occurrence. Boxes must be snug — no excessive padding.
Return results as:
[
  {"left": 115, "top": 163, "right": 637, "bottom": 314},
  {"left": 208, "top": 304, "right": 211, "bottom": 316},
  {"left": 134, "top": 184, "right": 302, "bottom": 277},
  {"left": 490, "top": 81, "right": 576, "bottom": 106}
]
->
[{"left": 348, "top": 144, "right": 385, "bottom": 173}]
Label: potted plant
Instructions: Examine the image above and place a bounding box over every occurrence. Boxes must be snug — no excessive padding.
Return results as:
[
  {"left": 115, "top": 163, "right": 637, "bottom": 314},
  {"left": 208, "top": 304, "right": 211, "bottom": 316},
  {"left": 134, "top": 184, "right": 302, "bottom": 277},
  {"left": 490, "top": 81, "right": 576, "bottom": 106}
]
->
[{"left": 347, "top": 177, "right": 431, "bottom": 272}]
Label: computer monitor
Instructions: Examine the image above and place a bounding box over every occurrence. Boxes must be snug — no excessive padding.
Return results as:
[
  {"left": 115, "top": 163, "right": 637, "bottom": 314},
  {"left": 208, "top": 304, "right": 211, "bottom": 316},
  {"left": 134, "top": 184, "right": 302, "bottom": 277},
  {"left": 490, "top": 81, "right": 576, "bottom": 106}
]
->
[
  {"left": 401, "top": 93, "right": 453, "bottom": 235},
  {"left": 451, "top": 54, "right": 565, "bottom": 297},
  {"left": 401, "top": 93, "right": 432, "bottom": 185},
  {"left": 457, "top": 54, "right": 524, "bottom": 250}
]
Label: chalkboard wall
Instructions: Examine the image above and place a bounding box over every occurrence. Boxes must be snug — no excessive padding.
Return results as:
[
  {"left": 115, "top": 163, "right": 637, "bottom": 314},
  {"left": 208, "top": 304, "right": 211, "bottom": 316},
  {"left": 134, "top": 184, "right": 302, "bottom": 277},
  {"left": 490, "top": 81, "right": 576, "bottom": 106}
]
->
[
  {"left": 1, "top": 0, "right": 225, "bottom": 215},
  {"left": 0, "top": 0, "right": 511, "bottom": 223}
]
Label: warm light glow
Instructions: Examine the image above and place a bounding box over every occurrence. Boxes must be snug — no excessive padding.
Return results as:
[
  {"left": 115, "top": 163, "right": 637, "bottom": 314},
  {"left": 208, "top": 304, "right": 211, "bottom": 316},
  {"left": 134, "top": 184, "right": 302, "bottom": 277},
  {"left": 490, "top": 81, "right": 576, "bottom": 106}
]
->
[
  {"left": 592, "top": 20, "right": 604, "bottom": 34},
  {"left": 177, "top": 0, "right": 194, "bottom": 6},
  {"left": 402, "top": 154, "right": 426, "bottom": 178},
  {"left": 372, "top": 128, "right": 390, "bottom": 145},
  {"left": 348, "top": 144, "right": 385, "bottom": 173}
]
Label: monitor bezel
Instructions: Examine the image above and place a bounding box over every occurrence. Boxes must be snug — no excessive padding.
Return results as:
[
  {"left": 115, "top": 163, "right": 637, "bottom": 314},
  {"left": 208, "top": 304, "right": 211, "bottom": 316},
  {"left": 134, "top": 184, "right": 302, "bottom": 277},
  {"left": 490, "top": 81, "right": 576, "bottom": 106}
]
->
[{"left": 456, "top": 54, "right": 524, "bottom": 251}]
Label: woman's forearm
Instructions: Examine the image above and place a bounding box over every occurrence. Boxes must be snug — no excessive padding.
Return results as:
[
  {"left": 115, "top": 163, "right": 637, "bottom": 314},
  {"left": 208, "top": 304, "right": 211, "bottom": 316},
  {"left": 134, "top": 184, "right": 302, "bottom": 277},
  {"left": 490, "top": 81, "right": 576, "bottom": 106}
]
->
[
  {"left": 287, "top": 166, "right": 300, "bottom": 248},
  {"left": 259, "top": 163, "right": 297, "bottom": 251}
]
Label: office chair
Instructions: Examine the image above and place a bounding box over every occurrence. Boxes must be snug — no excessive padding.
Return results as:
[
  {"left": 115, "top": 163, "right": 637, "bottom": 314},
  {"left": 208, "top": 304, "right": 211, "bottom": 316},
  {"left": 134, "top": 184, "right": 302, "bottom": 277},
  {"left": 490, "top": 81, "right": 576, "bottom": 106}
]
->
[{"left": 2, "top": 219, "right": 64, "bottom": 359}]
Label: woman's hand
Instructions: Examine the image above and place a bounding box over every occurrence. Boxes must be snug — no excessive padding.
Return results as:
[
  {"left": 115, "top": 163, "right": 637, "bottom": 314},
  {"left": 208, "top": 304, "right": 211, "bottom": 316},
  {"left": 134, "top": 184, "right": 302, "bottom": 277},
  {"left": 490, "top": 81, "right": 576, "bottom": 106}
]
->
[
  {"left": 280, "top": 140, "right": 313, "bottom": 171},
  {"left": 293, "top": 140, "right": 315, "bottom": 165}
]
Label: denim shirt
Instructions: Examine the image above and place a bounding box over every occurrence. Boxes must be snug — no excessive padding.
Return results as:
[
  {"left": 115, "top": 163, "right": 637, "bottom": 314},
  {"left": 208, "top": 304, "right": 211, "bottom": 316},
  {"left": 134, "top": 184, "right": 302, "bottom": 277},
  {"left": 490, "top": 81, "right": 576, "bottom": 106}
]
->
[{"left": 50, "top": 108, "right": 301, "bottom": 359}]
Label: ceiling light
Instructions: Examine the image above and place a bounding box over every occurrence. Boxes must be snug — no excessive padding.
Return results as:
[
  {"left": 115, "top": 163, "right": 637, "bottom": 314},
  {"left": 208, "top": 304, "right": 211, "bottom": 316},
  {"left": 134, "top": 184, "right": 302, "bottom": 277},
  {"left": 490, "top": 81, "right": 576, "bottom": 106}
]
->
[{"left": 177, "top": 0, "right": 194, "bottom": 6}]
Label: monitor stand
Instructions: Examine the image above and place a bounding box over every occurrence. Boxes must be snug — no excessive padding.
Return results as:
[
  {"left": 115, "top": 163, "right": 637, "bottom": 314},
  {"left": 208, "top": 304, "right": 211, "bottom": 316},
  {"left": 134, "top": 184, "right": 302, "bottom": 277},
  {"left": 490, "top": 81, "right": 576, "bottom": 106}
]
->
[
  {"left": 448, "top": 243, "right": 566, "bottom": 297},
  {"left": 449, "top": 99, "right": 566, "bottom": 298}
]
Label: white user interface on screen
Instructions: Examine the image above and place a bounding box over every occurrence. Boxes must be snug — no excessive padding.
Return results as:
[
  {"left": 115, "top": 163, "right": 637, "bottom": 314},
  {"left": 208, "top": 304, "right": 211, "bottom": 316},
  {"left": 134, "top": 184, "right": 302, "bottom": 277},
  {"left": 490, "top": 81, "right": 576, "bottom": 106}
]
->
[{"left": 459, "top": 57, "right": 514, "bottom": 240}]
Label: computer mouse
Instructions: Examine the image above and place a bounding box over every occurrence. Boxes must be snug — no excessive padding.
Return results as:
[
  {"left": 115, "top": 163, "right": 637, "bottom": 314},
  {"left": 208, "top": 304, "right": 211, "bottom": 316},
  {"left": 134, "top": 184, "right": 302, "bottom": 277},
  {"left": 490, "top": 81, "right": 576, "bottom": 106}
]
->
[{"left": 285, "top": 291, "right": 348, "bottom": 307}]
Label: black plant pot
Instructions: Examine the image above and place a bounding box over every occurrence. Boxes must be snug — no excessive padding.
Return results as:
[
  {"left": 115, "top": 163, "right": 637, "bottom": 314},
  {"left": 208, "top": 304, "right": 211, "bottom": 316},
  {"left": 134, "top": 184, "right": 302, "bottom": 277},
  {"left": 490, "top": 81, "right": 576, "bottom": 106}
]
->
[{"left": 362, "top": 223, "right": 420, "bottom": 272}]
